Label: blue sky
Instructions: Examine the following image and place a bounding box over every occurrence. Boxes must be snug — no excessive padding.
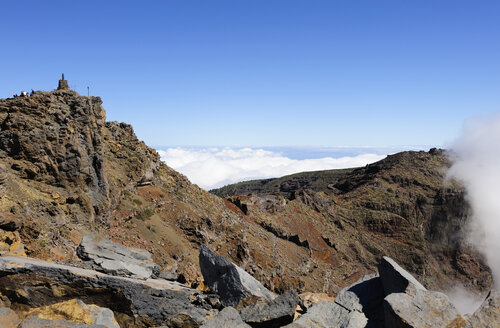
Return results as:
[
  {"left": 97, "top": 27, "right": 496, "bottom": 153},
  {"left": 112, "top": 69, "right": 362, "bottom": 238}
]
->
[{"left": 1, "top": 1, "right": 499, "bottom": 148}]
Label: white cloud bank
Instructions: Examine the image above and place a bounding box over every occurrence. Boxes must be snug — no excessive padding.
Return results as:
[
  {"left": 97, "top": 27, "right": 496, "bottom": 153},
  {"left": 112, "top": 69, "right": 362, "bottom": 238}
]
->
[
  {"left": 158, "top": 147, "right": 386, "bottom": 190},
  {"left": 448, "top": 114, "right": 500, "bottom": 289}
]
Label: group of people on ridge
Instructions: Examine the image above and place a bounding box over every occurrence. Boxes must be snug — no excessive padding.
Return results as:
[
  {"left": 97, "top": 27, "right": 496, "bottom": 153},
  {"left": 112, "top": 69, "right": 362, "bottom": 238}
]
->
[{"left": 13, "top": 89, "right": 35, "bottom": 98}]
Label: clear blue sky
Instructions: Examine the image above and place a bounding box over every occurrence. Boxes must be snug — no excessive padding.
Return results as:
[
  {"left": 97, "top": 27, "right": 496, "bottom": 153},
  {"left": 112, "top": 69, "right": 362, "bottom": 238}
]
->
[{"left": 1, "top": 1, "right": 499, "bottom": 148}]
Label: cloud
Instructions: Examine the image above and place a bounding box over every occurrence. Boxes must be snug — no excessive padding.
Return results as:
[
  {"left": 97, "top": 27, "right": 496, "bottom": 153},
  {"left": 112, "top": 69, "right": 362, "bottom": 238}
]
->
[
  {"left": 157, "top": 147, "right": 386, "bottom": 190},
  {"left": 448, "top": 114, "right": 500, "bottom": 289},
  {"left": 445, "top": 284, "right": 485, "bottom": 315}
]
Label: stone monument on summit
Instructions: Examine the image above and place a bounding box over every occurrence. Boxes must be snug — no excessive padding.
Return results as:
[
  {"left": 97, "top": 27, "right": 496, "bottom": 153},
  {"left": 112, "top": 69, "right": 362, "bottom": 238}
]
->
[{"left": 57, "top": 73, "right": 69, "bottom": 90}]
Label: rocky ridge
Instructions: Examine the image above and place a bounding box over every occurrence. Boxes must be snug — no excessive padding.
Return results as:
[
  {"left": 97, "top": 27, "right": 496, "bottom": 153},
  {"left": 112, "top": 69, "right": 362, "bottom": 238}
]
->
[{"left": 0, "top": 79, "right": 495, "bottom": 326}]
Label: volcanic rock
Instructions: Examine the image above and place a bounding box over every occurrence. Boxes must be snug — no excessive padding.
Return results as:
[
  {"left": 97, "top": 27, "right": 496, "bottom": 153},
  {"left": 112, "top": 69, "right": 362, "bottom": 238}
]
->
[
  {"left": 378, "top": 256, "right": 426, "bottom": 296},
  {"left": 199, "top": 245, "right": 275, "bottom": 307},
  {"left": 22, "top": 298, "right": 119, "bottom": 328},
  {"left": 77, "top": 233, "right": 159, "bottom": 279},
  {"left": 0, "top": 255, "right": 217, "bottom": 327},
  {"left": 201, "top": 307, "right": 251, "bottom": 328},
  {"left": 284, "top": 301, "right": 367, "bottom": 328},
  {"left": 465, "top": 290, "right": 500, "bottom": 328},
  {"left": 384, "top": 284, "right": 463, "bottom": 328},
  {"left": 334, "top": 274, "right": 384, "bottom": 327},
  {"left": 238, "top": 290, "right": 299, "bottom": 327}
]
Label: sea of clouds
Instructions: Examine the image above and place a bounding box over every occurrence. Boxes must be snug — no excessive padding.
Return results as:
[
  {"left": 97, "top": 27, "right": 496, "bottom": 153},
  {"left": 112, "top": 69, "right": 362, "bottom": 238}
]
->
[{"left": 157, "top": 147, "right": 388, "bottom": 190}]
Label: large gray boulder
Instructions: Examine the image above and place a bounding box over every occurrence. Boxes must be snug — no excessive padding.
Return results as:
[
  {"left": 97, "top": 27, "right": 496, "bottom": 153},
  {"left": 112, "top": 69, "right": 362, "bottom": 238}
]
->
[
  {"left": 77, "top": 233, "right": 160, "bottom": 280},
  {"left": 0, "top": 255, "right": 217, "bottom": 327},
  {"left": 199, "top": 245, "right": 275, "bottom": 306},
  {"left": 465, "top": 290, "right": 499, "bottom": 328},
  {"left": 239, "top": 290, "right": 299, "bottom": 327},
  {"left": 378, "top": 256, "right": 426, "bottom": 296},
  {"left": 384, "top": 284, "right": 463, "bottom": 328},
  {"left": 334, "top": 274, "right": 384, "bottom": 327},
  {"left": 284, "top": 301, "right": 367, "bottom": 328},
  {"left": 201, "top": 307, "right": 251, "bottom": 328}
]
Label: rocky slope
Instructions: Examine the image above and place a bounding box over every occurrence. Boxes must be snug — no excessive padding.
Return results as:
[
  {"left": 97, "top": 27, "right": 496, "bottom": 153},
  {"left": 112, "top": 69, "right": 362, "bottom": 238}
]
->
[{"left": 0, "top": 80, "right": 493, "bottom": 326}]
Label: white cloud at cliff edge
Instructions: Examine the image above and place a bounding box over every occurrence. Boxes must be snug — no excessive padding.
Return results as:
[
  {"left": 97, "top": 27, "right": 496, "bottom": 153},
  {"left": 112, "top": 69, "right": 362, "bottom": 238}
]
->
[
  {"left": 448, "top": 114, "right": 500, "bottom": 288},
  {"left": 157, "top": 148, "right": 386, "bottom": 190}
]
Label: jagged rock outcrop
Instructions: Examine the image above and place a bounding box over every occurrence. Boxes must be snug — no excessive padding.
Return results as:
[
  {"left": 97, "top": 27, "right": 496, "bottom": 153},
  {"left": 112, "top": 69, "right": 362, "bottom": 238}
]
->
[
  {"left": 77, "top": 233, "right": 160, "bottom": 280},
  {"left": 0, "top": 255, "right": 218, "bottom": 327},
  {"left": 199, "top": 245, "right": 276, "bottom": 307}
]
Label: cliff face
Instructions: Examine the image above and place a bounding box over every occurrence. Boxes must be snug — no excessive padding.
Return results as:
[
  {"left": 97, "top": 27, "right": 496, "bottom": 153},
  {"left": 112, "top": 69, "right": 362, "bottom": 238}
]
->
[
  {"left": 0, "top": 91, "right": 109, "bottom": 217},
  {"left": 0, "top": 89, "right": 491, "bottom": 302}
]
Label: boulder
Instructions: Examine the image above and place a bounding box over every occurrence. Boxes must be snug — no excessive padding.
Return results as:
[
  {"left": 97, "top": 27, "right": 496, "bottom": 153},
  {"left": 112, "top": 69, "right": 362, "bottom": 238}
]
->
[
  {"left": 77, "top": 233, "right": 160, "bottom": 280},
  {"left": 238, "top": 290, "right": 299, "bottom": 327},
  {"left": 0, "top": 255, "right": 217, "bottom": 327},
  {"left": 23, "top": 298, "right": 119, "bottom": 328},
  {"left": 334, "top": 274, "right": 384, "bottom": 327},
  {"left": 465, "top": 290, "right": 499, "bottom": 328},
  {"left": 201, "top": 307, "right": 251, "bottom": 328},
  {"left": 0, "top": 307, "right": 20, "bottom": 328},
  {"left": 284, "top": 301, "right": 367, "bottom": 328},
  {"left": 199, "top": 245, "right": 275, "bottom": 306},
  {"left": 384, "top": 284, "right": 463, "bottom": 328},
  {"left": 378, "top": 256, "right": 426, "bottom": 296}
]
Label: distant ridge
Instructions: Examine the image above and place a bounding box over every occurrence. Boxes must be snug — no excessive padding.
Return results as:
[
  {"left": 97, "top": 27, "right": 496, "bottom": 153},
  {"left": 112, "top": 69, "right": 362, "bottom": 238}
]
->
[{"left": 210, "top": 168, "right": 355, "bottom": 198}]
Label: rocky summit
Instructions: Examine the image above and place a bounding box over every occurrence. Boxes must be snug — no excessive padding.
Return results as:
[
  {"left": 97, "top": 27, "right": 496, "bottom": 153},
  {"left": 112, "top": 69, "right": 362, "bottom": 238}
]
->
[{"left": 0, "top": 80, "right": 497, "bottom": 327}]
